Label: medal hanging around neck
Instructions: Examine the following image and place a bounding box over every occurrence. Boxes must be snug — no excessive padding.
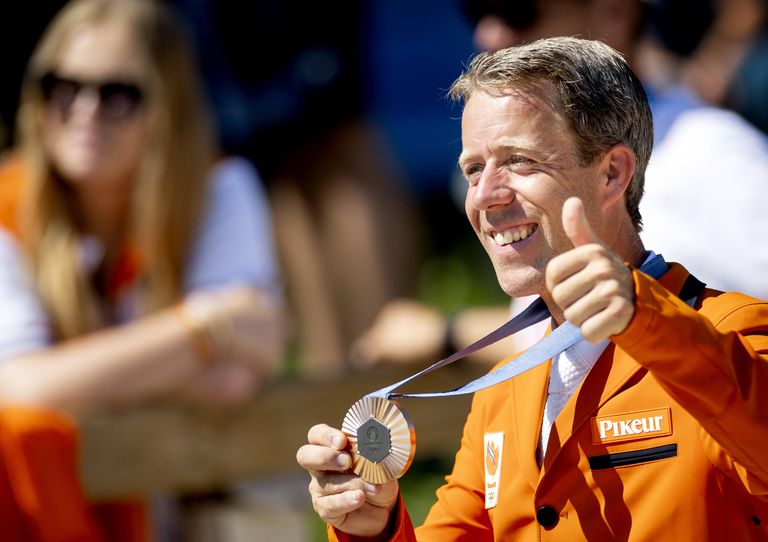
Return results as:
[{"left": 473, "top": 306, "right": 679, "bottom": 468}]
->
[{"left": 341, "top": 253, "right": 671, "bottom": 483}]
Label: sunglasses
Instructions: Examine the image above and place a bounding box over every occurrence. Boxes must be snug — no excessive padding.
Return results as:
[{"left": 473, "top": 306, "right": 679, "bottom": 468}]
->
[{"left": 38, "top": 72, "right": 145, "bottom": 121}]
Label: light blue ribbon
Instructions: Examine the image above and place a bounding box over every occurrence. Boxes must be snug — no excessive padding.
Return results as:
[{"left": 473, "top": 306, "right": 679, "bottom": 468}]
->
[{"left": 369, "top": 253, "right": 668, "bottom": 400}]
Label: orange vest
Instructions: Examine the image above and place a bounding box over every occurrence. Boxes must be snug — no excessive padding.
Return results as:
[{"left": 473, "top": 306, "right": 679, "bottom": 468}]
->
[
  {"left": 331, "top": 264, "right": 768, "bottom": 540},
  {"left": 0, "top": 154, "right": 149, "bottom": 542}
]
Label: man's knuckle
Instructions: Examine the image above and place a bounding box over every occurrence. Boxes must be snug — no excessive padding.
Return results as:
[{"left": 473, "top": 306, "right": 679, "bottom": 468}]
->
[
  {"left": 545, "top": 262, "right": 561, "bottom": 283},
  {"left": 581, "top": 321, "right": 597, "bottom": 342},
  {"left": 604, "top": 300, "right": 632, "bottom": 327},
  {"left": 603, "top": 300, "right": 620, "bottom": 318},
  {"left": 586, "top": 243, "right": 605, "bottom": 258},
  {"left": 319, "top": 478, "right": 338, "bottom": 494},
  {"left": 597, "top": 260, "right": 614, "bottom": 277},
  {"left": 604, "top": 279, "right": 622, "bottom": 297},
  {"left": 316, "top": 495, "right": 336, "bottom": 516},
  {"left": 323, "top": 493, "right": 357, "bottom": 523},
  {"left": 564, "top": 307, "right": 582, "bottom": 325},
  {"left": 550, "top": 283, "right": 565, "bottom": 304},
  {"left": 618, "top": 303, "right": 634, "bottom": 321}
]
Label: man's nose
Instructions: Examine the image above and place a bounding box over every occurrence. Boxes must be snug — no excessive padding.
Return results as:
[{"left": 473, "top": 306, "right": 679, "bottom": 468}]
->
[{"left": 471, "top": 166, "right": 515, "bottom": 211}]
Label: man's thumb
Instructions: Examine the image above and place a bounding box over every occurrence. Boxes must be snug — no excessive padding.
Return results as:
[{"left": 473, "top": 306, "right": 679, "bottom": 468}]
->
[{"left": 562, "top": 197, "right": 598, "bottom": 247}]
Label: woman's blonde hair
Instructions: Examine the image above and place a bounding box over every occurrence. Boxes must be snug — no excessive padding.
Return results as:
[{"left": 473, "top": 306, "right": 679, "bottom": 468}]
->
[{"left": 17, "top": 0, "right": 214, "bottom": 339}]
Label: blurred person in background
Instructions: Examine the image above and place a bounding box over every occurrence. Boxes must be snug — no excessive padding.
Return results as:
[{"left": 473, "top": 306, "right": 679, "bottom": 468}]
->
[
  {"left": 167, "top": 0, "right": 426, "bottom": 375},
  {"left": 633, "top": 0, "right": 768, "bottom": 299},
  {"left": 675, "top": 0, "right": 768, "bottom": 134},
  {"left": 0, "top": 0, "right": 283, "bottom": 539},
  {"left": 354, "top": 0, "right": 768, "bottom": 368}
]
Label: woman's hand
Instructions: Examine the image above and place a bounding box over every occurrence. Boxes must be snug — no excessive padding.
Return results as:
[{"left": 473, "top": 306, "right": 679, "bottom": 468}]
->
[{"left": 176, "top": 286, "right": 285, "bottom": 405}]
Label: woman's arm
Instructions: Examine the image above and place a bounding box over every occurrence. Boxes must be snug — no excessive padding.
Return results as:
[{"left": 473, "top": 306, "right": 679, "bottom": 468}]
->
[{"left": 0, "top": 285, "right": 283, "bottom": 412}]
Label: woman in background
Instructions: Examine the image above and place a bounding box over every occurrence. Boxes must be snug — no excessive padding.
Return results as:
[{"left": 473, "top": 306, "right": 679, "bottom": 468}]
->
[{"left": 0, "top": 0, "right": 283, "bottom": 539}]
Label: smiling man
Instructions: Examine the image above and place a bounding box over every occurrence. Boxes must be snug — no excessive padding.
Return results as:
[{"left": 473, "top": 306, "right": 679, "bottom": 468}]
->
[{"left": 296, "top": 37, "right": 768, "bottom": 541}]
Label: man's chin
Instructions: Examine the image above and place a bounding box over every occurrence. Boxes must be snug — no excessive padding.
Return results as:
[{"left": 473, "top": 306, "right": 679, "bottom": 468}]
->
[{"left": 497, "top": 275, "right": 543, "bottom": 299}]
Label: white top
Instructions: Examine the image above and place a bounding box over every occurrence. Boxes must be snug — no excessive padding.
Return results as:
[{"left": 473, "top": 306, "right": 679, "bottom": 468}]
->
[
  {"left": 641, "top": 105, "right": 768, "bottom": 299},
  {"left": 0, "top": 155, "right": 280, "bottom": 361},
  {"left": 539, "top": 337, "right": 609, "bottom": 458},
  {"left": 185, "top": 156, "right": 280, "bottom": 293}
]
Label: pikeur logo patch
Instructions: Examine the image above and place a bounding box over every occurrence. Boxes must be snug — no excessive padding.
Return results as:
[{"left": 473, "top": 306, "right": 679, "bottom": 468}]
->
[{"left": 591, "top": 408, "right": 672, "bottom": 444}]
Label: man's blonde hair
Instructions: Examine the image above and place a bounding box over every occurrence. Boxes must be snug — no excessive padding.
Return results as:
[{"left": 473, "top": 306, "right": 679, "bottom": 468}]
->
[{"left": 450, "top": 36, "right": 653, "bottom": 230}]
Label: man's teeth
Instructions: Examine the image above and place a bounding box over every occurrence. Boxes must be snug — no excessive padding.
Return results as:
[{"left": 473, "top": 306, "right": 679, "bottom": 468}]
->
[{"left": 493, "top": 225, "right": 536, "bottom": 245}]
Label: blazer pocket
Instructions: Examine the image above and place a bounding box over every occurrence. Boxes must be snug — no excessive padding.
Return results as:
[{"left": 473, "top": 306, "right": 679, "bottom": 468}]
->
[{"left": 589, "top": 443, "right": 677, "bottom": 470}]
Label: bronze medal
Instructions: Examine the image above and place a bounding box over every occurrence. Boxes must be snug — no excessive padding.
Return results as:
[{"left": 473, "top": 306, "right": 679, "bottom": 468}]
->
[{"left": 341, "top": 396, "right": 416, "bottom": 484}]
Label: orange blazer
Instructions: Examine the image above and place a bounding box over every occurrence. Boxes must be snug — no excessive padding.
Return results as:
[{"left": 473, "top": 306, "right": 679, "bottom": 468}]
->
[{"left": 331, "top": 263, "right": 768, "bottom": 541}]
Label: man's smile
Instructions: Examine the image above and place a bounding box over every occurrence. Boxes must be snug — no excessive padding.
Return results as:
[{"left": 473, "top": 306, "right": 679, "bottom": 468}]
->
[{"left": 488, "top": 223, "right": 539, "bottom": 247}]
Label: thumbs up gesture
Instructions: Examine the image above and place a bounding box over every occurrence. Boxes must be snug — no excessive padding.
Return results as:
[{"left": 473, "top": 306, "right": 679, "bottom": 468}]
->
[{"left": 545, "top": 197, "right": 636, "bottom": 343}]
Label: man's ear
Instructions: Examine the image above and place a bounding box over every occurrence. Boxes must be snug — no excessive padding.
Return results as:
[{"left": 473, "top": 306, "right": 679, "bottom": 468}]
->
[{"left": 600, "top": 143, "right": 636, "bottom": 209}]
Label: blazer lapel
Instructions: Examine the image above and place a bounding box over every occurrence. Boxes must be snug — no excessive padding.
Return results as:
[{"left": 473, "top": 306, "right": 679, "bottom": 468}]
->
[{"left": 511, "top": 357, "right": 551, "bottom": 488}]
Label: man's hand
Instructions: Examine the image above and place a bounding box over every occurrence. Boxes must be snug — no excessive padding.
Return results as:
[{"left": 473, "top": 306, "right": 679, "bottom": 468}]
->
[
  {"left": 296, "top": 424, "right": 400, "bottom": 538},
  {"left": 545, "top": 197, "right": 636, "bottom": 343}
]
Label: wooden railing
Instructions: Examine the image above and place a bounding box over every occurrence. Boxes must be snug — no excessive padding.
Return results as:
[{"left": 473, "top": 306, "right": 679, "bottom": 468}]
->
[{"left": 79, "top": 361, "right": 488, "bottom": 499}]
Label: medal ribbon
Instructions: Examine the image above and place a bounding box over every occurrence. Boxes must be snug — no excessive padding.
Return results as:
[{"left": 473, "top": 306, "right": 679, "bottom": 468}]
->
[{"left": 368, "top": 253, "right": 670, "bottom": 400}]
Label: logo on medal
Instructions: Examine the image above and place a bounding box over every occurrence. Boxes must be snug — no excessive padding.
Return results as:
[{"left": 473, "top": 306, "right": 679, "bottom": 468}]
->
[{"left": 357, "top": 418, "right": 391, "bottom": 463}]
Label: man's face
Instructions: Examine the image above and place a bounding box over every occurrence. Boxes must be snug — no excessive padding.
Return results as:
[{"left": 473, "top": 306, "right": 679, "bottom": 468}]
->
[{"left": 459, "top": 89, "right": 605, "bottom": 298}]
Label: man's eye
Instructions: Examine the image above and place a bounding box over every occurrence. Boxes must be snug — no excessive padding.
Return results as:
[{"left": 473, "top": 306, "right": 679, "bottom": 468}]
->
[
  {"left": 506, "top": 156, "right": 533, "bottom": 167},
  {"left": 463, "top": 165, "right": 483, "bottom": 182}
]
